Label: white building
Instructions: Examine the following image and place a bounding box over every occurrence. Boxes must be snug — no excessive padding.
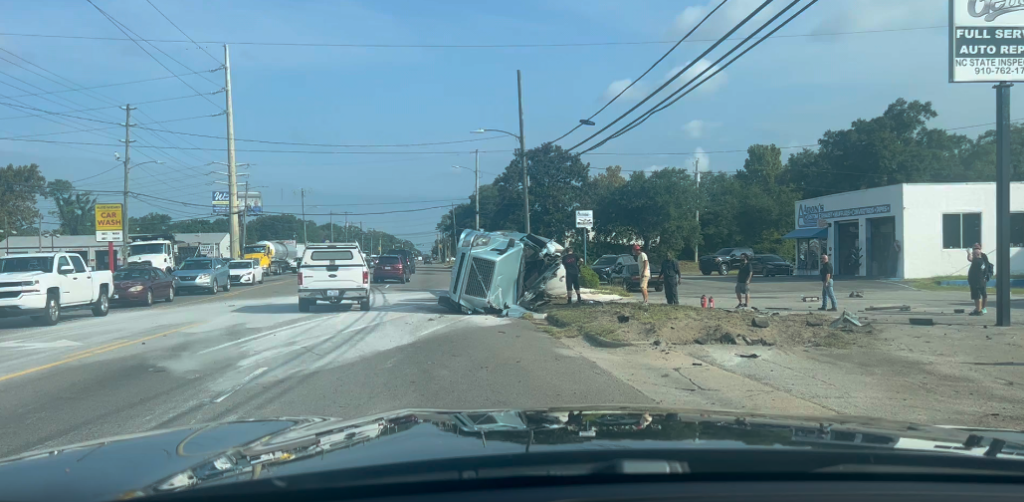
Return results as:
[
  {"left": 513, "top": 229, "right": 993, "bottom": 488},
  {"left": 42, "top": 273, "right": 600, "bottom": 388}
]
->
[{"left": 784, "top": 183, "right": 1024, "bottom": 279}]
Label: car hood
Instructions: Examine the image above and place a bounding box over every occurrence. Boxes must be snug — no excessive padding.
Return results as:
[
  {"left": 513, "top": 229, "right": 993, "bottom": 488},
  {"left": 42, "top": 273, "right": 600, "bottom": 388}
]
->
[
  {"left": 2, "top": 406, "right": 1023, "bottom": 501},
  {"left": 0, "top": 271, "right": 47, "bottom": 282},
  {"left": 172, "top": 269, "right": 211, "bottom": 276}
]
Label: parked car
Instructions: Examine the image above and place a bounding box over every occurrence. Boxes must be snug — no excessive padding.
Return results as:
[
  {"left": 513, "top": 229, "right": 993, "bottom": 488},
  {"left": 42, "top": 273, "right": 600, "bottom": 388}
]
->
[
  {"left": 373, "top": 255, "right": 410, "bottom": 284},
  {"left": 229, "top": 259, "right": 264, "bottom": 285},
  {"left": 751, "top": 254, "right": 794, "bottom": 277},
  {"left": 608, "top": 263, "right": 664, "bottom": 292},
  {"left": 172, "top": 258, "right": 231, "bottom": 294},
  {"left": 699, "top": 247, "right": 756, "bottom": 275},
  {"left": 298, "top": 243, "right": 370, "bottom": 312},
  {"left": 0, "top": 252, "right": 113, "bottom": 325},
  {"left": 385, "top": 249, "right": 416, "bottom": 274},
  {"left": 112, "top": 265, "right": 176, "bottom": 306},
  {"left": 591, "top": 254, "right": 635, "bottom": 283}
]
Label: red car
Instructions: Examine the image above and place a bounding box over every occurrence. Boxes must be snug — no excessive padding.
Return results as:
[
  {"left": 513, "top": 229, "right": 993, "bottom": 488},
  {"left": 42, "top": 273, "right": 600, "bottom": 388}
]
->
[
  {"left": 373, "top": 255, "right": 410, "bottom": 284},
  {"left": 112, "top": 265, "right": 176, "bottom": 306}
]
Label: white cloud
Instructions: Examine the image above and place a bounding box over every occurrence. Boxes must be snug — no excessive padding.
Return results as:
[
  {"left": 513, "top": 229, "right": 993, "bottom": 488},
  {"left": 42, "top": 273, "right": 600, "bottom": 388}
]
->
[
  {"left": 688, "top": 147, "right": 710, "bottom": 172},
  {"left": 665, "top": 59, "right": 727, "bottom": 94},
  {"left": 670, "top": 0, "right": 778, "bottom": 39},
  {"left": 683, "top": 119, "right": 704, "bottom": 138},
  {"left": 601, "top": 78, "right": 644, "bottom": 101},
  {"left": 810, "top": 0, "right": 943, "bottom": 34}
]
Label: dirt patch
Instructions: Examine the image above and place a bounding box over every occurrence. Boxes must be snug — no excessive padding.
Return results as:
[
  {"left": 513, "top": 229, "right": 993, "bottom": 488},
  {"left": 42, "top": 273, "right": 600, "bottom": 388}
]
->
[{"left": 542, "top": 303, "right": 861, "bottom": 349}]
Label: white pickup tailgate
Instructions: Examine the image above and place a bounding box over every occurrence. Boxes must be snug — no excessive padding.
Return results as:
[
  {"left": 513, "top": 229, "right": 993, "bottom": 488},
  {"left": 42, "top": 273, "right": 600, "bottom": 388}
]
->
[{"left": 300, "top": 248, "right": 365, "bottom": 289}]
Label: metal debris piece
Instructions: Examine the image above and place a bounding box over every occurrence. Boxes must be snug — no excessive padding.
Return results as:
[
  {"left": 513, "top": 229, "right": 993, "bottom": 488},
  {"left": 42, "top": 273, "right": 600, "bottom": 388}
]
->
[
  {"left": 802, "top": 296, "right": 820, "bottom": 302},
  {"left": 751, "top": 317, "right": 770, "bottom": 328},
  {"left": 848, "top": 291, "right": 864, "bottom": 298},
  {"left": 865, "top": 305, "right": 911, "bottom": 312},
  {"left": 954, "top": 309, "right": 966, "bottom": 314},
  {"left": 737, "top": 353, "right": 760, "bottom": 359},
  {"left": 617, "top": 314, "right": 631, "bottom": 323},
  {"left": 909, "top": 318, "right": 934, "bottom": 326}
]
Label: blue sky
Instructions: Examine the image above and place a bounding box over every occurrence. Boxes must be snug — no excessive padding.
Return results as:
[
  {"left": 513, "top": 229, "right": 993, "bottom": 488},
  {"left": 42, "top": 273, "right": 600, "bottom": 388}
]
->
[{"left": 0, "top": 0, "right": 1009, "bottom": 250}]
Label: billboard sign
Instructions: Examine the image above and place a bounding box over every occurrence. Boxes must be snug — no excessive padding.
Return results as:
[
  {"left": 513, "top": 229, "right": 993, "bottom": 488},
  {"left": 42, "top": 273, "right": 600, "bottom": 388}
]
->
[
  {"left": 575, "top": 210, "right": 593, "bottom": 229},
  {"left": 950, "top": 0, "right": 1024, "bottom": 82},
  {"left": 94, "top": 203, "right": 123, "bottom": 242},
  {"left": 212, "top": 191, "right": 263, "bottom": 215}
]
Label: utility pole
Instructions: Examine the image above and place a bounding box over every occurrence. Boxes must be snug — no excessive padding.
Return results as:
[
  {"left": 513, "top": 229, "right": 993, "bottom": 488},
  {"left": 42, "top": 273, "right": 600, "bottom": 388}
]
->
[
  {"left": 518, "top": 70, "right": 529, "bottom": 234},
  {"left": 451, "top": 203, "right": 457, "bottom": 254},
  {"left": 121, "top": 104, "right": 135, "bottom": 260},
  {"left": 474, "top": 149, "right": 481, "bottom": 230},
  {"left": 329, "top": 211, "right": 334, "bottom": 242},
  {"left": 344, "top": 212, "right": 349, "bottom": 242},
  {"left": 300, "top": 188, "right": 308, "bottom": 245},
  {"left": 995, "top": 82, "right": 1012, "bottom": 326},
  {"left": 37, "top": 214, "right": 42, "bottom": 252},
  {"left": 694, "top": 158, "right": 700, "bottom": 263},
  {"left": 224, "top": 44, "right": 240, "bottom": 259},
  {"left": 242, "top": 181, "right": 249, "bottom": 249}
]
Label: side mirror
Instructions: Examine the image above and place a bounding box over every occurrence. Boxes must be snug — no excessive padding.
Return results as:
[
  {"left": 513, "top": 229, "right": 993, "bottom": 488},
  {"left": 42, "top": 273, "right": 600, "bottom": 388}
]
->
[{"left": 58, "top": 265, "right": 75, "bottom": 275}]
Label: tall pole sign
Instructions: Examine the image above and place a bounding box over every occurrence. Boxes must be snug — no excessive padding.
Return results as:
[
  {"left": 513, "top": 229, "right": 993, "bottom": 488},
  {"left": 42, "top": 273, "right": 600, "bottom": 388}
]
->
[
  {"left": 950, "top": 0, "right": 1020, "bottom": 326},
  {"left": 576, "top": 210, "right": 593, "bottom": 264},
  {"left": 95, "top": 203, "right": 123, "bottom": 272}
]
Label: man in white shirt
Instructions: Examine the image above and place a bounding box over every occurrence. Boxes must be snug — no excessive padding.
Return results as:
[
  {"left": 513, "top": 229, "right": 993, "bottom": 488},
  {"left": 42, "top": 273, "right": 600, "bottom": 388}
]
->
[{"left": 632, "top": 244, "right": 650, "bottom": 304}]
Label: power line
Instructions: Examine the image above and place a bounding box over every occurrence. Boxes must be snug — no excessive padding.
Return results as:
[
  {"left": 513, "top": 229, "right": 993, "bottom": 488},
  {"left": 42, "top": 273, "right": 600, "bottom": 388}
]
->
[
  {"left": 0, "top": 25, "right": 945, "bottom": 48},
  {"left": 547, "top": 0, "right": 729, "bottom": 145},
  {"left": 85, "top": 0, "right": 224, "bottom": 110},
  {"left": 128, "top": 127, "right": 511, "bottom": 148},
  {"left": 1, "top": 68, "right": 222, "bottom": 100},
  {"left": 144, "top": 0, "right": 221, "bottom": 64},
  {"left": 585, "top": 0, "right": 820, "bottom": 152},
  {"left": 0, "top": 137, "right": 511, "bottom": 154},
  {"left": 567, "top": 0, "right": 775, "bottom": 152}
]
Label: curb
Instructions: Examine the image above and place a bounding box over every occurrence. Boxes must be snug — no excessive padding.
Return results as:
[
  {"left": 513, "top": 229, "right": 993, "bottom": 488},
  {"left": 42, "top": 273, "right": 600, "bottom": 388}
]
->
[{"left": 583, "top": 332, "right": 637, "bottom": 348}]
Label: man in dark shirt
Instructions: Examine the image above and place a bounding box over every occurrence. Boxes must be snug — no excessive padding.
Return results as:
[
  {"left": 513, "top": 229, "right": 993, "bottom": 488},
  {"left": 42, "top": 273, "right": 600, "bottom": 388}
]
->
[
  {"left": 658, "top": 254, "right": 681, "bottom": 305},
  {"left": 967, "top": 243, "right": 991, "bottom": 316},
  {"left": 562, "top": 247, "right": 582, "bottom": 304},
  {"left": 735, "top": 253, "right": 752, "bottom": 308},
  {"left": 818, "top": 253, "right": 837, "bottom": 311}
]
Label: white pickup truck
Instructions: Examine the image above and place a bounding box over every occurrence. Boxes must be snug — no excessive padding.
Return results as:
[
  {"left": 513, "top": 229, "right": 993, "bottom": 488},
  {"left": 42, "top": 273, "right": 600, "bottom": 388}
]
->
[
  {"left": 297, "top": 243, "right": 370, "bottom": 312},
  {"left": 0, "top": 252, "right": 114, "bottom": 325}
]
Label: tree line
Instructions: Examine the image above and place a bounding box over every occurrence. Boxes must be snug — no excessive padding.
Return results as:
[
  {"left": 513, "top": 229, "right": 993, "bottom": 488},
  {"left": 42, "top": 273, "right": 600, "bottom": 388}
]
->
[{"left": 435, "top": 98, "right": 1023, "bottom": 262}]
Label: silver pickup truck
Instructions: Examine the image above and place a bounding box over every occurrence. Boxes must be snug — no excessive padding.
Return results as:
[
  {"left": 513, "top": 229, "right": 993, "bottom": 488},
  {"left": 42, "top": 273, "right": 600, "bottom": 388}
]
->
[{"left": 0, "top": 252, "right": 114, "bottom": 325}]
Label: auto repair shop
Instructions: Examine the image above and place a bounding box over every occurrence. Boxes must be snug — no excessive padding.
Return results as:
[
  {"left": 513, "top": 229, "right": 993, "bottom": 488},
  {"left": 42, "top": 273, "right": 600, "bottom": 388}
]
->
[{"left": 784, "top": 182, "right": 1024, "bottom": 279}]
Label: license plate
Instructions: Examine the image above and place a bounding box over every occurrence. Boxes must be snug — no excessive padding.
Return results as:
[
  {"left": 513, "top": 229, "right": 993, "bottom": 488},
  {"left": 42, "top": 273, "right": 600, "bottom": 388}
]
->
[
  {"left": 384, "top": 266, "right": 391, "bottom": 270},
  {"left": 326, "top": 290, "right": 340, "bottom": 297}
]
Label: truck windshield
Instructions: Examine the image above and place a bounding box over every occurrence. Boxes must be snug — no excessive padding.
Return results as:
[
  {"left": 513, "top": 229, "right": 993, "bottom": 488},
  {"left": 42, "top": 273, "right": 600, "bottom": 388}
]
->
[
  {"left": 243, "top": 245, "right": 266, "bottom": 254},
  {"left": 0, "top": 257, "right": 54, "bottom": 273},
  {"left": 130, "top": 243, "right": 165, "bottom": 256},
  {"left": 179, "top": 260, "right": 213, "bottom": 270}
]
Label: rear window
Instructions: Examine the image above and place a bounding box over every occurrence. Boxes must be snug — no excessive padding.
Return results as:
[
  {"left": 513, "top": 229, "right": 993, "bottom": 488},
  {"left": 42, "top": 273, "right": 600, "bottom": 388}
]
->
[
  {"left": 378, "top": 256, "right": 400, "bottom": 265},
  {"left": 309, "top": 250, "right": 354, "bottom": 261}
]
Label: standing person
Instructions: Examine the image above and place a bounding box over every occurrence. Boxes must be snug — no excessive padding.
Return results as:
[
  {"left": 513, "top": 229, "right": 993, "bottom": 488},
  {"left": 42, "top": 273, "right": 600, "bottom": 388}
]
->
[
  {"left": 735, "top": 253, "right": 752, "bottom": 308},
  {"left": 659, "top": 253, "right": 681, "bottom": 305},
  {"left": 890, "top": 239, "right": 902, "bottom": 277},
  {"left": 632, "top": 244, "right": 650, "bottom": 304},
  {"left": 562, "top": 247, "right": 582, "bottom": 304},
  {"left": 967, "top": 243, "right": 992, "bottom": 316},
  {"left": 818, "top": 253, "right": 838, "bottom": 311}
]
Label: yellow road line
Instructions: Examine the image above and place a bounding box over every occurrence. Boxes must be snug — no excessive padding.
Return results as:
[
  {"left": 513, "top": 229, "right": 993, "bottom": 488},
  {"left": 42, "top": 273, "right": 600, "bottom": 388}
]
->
[
  {"left": 0, "top": 322, "right": 204, "bottom": 383},
  {"left": 61, "top": 339, "right": 127, "bottom": 359}
]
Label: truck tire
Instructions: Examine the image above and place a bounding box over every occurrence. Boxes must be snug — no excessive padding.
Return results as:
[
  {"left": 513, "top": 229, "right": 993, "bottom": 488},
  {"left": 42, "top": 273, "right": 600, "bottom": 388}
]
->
[
  {"left": 33, "top": 294, "right": 60, "bottom": 326},
  {"left": 360, "top": 299, "right": 370, "bottom": 311},
  {"left": 298, "top": 299, "right": 311, "bottom": 312},
  {"left": 92, "top": 289, "right": 110, "bottom": 317},
  {"left": 718, "top": 263, "right": 728, "bottom": 275}
]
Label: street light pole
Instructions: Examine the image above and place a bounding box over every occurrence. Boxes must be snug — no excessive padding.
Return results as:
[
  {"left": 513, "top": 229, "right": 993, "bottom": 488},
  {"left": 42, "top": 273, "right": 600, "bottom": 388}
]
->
[
  {"left": 475, "top": 149, "right": 480, "bottom": 230},
  {"left": 517, "top": 70, "right": 529, "bottom": 234}
]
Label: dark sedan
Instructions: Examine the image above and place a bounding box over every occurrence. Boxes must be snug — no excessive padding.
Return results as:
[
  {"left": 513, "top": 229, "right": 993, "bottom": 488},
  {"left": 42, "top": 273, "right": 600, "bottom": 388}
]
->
[
  {"left": 111, "top": 265, "right": 176, "bottom": 306},
  {"left": 751, "top": 254, "right": 794, "bottom": 277}
]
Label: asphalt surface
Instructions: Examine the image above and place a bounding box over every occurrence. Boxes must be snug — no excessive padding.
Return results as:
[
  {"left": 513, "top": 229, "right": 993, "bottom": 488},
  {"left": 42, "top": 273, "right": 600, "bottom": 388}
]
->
[{"left": 0, "top": 265, "right": 649, "bottom": 458}]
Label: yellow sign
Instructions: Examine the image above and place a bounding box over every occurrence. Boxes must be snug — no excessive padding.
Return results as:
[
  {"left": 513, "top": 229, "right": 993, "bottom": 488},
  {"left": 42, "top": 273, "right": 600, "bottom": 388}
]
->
[{"left": 95, "top": 203, "right": 123, "bottom": 231}]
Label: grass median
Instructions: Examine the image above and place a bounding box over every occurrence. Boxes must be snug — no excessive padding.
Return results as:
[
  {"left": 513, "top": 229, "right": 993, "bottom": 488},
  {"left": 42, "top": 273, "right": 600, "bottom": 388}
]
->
[{"left": 539, "top": 302, "right": 854, "bottom": 349}]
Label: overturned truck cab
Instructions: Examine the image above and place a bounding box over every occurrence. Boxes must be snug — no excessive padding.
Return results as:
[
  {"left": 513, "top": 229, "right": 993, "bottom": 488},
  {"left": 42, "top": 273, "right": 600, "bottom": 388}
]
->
[{"left": 438, "top": 229, "right": 564, "bottom": 315}]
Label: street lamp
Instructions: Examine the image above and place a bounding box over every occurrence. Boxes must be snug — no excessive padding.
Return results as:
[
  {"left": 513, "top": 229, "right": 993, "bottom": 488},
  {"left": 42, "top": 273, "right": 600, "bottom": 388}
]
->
[{"left": 473, "top": 128, "right": 529, "bottom": 233}]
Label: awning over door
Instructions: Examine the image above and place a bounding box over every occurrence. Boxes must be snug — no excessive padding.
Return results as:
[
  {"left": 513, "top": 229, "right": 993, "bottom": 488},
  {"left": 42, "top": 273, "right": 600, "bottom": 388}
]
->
[{"left": 783, "top": 227, "right": 828, "bottom": 240}]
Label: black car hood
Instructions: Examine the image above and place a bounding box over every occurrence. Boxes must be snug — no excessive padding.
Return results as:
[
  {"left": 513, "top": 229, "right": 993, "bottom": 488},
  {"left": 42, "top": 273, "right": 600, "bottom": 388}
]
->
[{"left": 2, "top": 407, "right": 1023, "bottom": 501}]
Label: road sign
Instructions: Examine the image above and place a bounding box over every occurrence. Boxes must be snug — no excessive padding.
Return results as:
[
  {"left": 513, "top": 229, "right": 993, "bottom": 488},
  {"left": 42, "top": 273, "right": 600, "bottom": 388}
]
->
[
  {"left": 949, "top": 0, "right": 1024, "bottom": 83},
  {"left": 95, "top": 203, "right": 123, "bottom": 242},
  {"left": 213, "top": 191, "right": 263, "bottom": 215},
  {"left": 575, "top": 210, "right": 593, "bottom": 229}
]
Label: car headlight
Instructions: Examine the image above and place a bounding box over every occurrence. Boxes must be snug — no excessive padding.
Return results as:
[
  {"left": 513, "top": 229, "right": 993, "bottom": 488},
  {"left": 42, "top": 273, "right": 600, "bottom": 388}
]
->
[
  {"left": 20, "top": 280, "right": 38, "bottom": 287},
  {"left": 128, "top": 286, "right": 144, "bottom": 292},
  {"left": 196, "top": 273, "right": 211, "bottom": 281}
]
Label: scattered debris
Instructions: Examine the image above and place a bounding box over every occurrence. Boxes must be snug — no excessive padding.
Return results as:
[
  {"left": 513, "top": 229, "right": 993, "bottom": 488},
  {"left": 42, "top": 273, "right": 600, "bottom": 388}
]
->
[
  {"left": 865, "top": 305, "right": 911, "bottom": 312},
  {"left": 765, "top": 307, "right": 792, "bottom": 311},
  {"left": 692, "top": 362, "right": 703, "bottom": 366},
  {"left": 617, "top": 314, "right": 630, "bottom": 323},
  {"left": 848, "top": 291, "right": 864, "bottom": 298},
  {"left": 751, "top": 317, "right": 771, "bottom": 328},
  {"left": 652, "top": 340, "right": 663, "bottom": 346},
  {"left": 954, "top": 309, "right": 966, "bottom": 314},
  {"left": 829, "top": 310, "right": 863, "bottom": 329},
  {"left": 806, "top": 318, "right": 824, "bottom": 327},
  {"left": 737, "top": 353, "right": 760, "bottom": 359},
  {"left": 909, "top": 318, "right": 934, "bottom": 326},
  {"left": 802, "top": 296, "right": 820, "bottom": 302}
]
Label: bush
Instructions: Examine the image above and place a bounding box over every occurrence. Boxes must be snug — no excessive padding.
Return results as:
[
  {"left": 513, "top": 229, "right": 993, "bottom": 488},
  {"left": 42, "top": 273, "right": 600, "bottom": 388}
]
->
[{"left": 579, "top": 266, "right": 601, "bottom": 289}]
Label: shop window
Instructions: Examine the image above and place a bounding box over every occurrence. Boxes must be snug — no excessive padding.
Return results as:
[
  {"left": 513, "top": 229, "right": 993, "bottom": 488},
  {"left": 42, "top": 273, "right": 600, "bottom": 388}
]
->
[
  {"left": 942, "top": 213, "right": 982, "bottom": 249},
  {"left": 1012, "top": 213, "right": 1024, "bottom": 248}
]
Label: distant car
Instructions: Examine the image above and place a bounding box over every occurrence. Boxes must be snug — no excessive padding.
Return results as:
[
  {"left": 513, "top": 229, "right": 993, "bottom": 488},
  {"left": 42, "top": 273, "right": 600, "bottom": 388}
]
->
[
  {"left": 751, "top": 254, "right": 794, "bottom": 277},
  {"left": 112, "top": 266, "right": 176, "bottom": 306},
  {"left": 699, "top": 247, "right": 755, "bottom": 275},
  {"left": 173, "top": 258, "right": 231, "bottom": 294},
  {"left": 298, "top": 243, "right": 370, "bottom": 312},
  {"left": 608, "top": 263, "right": 663, "bottom": 292},
  {"left": 373, "top": 255, "right": 410, "bottom": 284},
  {"left": 386, "top": 249, "right": 416, "bottom": 274},
  {"left": 229, "top": 259, "right": 264, "bottom": 285},
  {"left": 591, "top": 254, "right": 634, "bottom": 282}
]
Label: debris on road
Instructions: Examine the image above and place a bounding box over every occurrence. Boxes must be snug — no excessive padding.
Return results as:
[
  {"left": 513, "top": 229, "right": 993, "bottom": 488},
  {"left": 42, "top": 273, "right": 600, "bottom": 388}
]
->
[
  {"left": 751, "top": 317, "right": 771, "bottom": 328},
  {"left": 617, "top": 315, "right": 630, "bottom": 323},
  {"left": 865, "top": 305, "right": 912, "bottom": 312},
  {"left": 909, "top": 318, "right": 935, "bottom": 326},
  {"left": 848, "top": 291, "right": 864, "bottom": 298},
  {"left": 737, "top": 353, "right": 760, "bottom": 359},
  {"left": 801, "top": 296, "right": 820, "bottom": 302}
]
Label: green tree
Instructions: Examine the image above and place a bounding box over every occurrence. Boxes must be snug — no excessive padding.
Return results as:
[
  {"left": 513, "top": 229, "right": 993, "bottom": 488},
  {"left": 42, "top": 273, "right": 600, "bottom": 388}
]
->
[
  {"left": 0, "top": 163, "right": 46, "bottom": 234},
  {"left": 46, "top": 179, "right": 97, "bottom": 235},
  {"left": 130, "top": 212, "right": 173, "bottom": 234},
  {"left": 171, "top": 218, "right": 229, "bottom": 234},
  {"left": 606, "top": 168, "right": 700, "bottom": 257}
]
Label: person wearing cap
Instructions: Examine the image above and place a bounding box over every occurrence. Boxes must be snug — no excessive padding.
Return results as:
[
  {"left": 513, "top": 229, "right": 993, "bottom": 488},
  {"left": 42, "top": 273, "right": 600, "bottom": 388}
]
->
[
  {"left": 735, "top": 253, "right": 752, "bottom": 309},
  {"left": 632, "top": 244, "right": 650, "bottom": 304},
  {"left": 967, "top": 243, "right": 992, "bottom": 316}
]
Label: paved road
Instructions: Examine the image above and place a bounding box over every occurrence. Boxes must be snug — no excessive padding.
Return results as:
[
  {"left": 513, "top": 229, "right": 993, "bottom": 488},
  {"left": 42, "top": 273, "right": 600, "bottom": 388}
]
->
[{"left": 0, "top": 265, "right": 650, "bottom": 457}]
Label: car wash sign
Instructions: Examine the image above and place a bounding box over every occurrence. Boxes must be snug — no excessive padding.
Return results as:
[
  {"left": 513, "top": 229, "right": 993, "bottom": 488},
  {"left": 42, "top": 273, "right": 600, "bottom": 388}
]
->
[
  {"left": 950, "top": 0, "right": 1024, "bottom": 82},
  {"left": 94, "top": 203, "right": 123, "bottom": 242}
]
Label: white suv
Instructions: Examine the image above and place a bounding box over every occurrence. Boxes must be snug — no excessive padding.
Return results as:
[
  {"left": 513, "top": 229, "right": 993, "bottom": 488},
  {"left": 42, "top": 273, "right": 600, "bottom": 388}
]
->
[{"left": 297, "top": 243, "right": 370, "bottom": 312}]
